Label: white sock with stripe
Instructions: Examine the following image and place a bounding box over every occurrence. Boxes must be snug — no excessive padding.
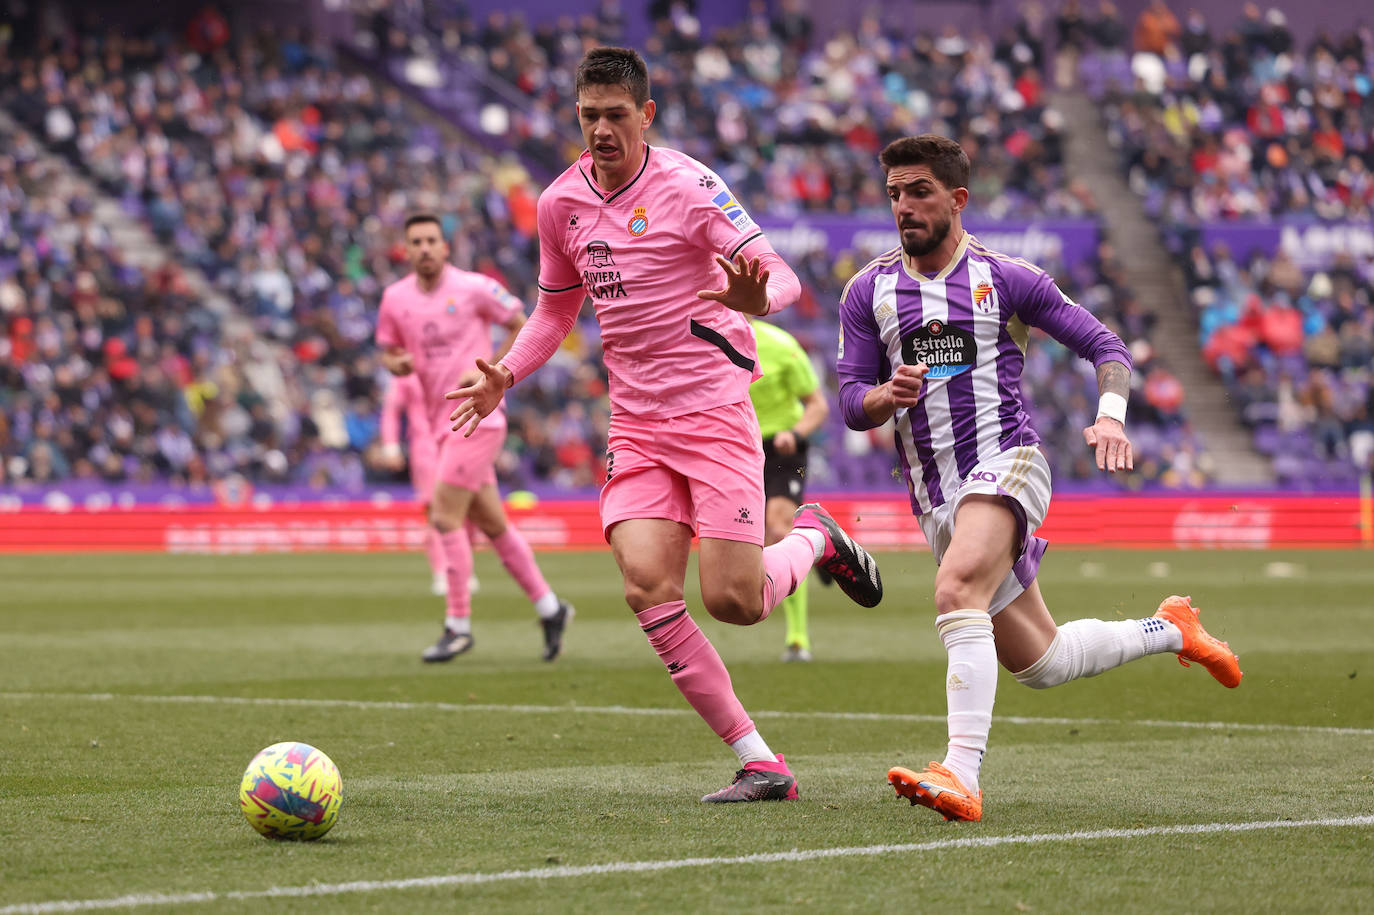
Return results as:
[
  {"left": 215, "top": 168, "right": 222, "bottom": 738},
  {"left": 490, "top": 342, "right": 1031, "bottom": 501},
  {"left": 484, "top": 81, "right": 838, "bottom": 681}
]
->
[
  {"left": 936, "top": 609, "right": 996, "bottom": 795},
  {"left": 1013, "top": 617, "right": 1183, "bottom": 689}
]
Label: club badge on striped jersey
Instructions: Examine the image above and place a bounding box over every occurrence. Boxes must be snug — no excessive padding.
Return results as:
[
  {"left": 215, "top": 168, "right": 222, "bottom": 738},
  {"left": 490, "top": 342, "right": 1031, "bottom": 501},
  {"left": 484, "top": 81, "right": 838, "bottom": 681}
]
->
[
  {"left": 627, "top": 207, "right": 649, "bottom": 237},
  {"left": 973, "top": 281, "right": 996, "bottom": 313}
]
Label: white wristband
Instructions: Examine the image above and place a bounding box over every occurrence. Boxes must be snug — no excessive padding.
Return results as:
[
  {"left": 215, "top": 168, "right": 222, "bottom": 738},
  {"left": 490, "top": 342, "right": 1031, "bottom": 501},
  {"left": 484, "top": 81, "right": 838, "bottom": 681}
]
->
[{"left": 1096, "top": 392, "right": 1127, "bottom": 424}]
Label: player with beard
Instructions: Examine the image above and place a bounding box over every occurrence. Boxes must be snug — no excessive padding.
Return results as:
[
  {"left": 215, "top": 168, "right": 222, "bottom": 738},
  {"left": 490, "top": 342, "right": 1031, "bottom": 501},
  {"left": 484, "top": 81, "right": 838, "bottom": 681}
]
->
[
  {"left": 836, "top": 135, "right": 1242, "bottom": 822},
  {"left": 448, "top": 47, "right": 884, "bottom": 803},
  {"left": 376, "top": 214, "right": 572, "bottom": 663}
]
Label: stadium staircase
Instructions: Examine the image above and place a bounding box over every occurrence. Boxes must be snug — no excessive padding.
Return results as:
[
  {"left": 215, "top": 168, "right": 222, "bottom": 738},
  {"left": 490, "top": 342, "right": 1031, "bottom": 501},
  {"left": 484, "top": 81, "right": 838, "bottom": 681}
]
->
[{"left": 1049, "top": 89, "right": 1274, "bottom": 486}]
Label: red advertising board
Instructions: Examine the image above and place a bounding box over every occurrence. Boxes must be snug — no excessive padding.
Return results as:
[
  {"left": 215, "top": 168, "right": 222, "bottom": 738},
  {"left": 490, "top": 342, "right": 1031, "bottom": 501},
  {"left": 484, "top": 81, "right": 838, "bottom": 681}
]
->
[{"left": 0, "top": 494, "right": 1365, "bottom": 553}]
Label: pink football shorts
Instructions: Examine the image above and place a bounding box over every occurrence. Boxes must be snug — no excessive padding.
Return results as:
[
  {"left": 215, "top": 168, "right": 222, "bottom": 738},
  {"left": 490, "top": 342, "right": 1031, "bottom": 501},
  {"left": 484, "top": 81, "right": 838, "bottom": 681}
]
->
[
  {"left": 435, "top": 416, "right": 506, "bottom": 492},
  {"left": 600, "top": 400, "right": 765, "bottom": 545}
]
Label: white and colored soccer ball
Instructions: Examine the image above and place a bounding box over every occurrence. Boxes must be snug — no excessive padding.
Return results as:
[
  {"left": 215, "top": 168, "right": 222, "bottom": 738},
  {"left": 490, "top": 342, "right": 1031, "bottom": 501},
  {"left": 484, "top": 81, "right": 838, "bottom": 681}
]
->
[{"left": 238, "top": 742, "right": 343, "bottom": 840}]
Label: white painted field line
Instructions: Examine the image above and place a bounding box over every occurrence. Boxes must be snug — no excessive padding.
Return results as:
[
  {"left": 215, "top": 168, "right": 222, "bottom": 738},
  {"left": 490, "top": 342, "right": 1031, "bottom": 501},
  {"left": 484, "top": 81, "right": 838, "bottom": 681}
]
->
[
  {"left": 2, "top": 816, "right": 1371, "bottom": 914},
  {"left": 2, "top": 691, "right": 1373, "bottom": 738}
]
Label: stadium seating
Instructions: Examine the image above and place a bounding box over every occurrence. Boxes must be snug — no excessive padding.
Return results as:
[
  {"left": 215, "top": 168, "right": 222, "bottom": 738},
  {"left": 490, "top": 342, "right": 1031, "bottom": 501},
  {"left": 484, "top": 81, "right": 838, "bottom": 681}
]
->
[
  {"left": 363, "top": 2, "right": 1211, "bottom": 488},
  {"left": 366, "top": 0, "right": 1091, "bottom": 221},
  {"left": 1085, "top": 8, "right": 1374, "bottom": 485},
  {"left": 2, "top": 5, "right": 1222, "bottom": 491},
  {"left": 0, "top": 23, "right": 610, "bottom": 491}
]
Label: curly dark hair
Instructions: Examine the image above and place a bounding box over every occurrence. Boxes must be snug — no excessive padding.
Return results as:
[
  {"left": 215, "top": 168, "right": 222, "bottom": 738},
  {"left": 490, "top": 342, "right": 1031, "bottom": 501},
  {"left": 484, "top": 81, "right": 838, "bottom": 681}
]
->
[{"left": 878, "top": 135, "right": 971, "bottom": 191}]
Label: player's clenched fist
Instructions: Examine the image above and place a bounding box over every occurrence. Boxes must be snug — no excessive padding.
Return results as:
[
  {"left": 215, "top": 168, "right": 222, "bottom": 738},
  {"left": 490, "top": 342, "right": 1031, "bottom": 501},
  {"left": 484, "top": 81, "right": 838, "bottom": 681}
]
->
[
  {"left": 445, "top": 358, "right": 512, "bottom": 437},
  {"left": 888, "top": 362, "right": 928, "bottom": 408}
]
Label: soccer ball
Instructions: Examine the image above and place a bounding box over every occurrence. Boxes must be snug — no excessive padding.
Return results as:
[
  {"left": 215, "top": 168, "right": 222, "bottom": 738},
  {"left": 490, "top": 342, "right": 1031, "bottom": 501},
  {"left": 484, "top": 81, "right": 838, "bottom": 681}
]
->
[{"left": 238, "top": 742, "right": 343, "bottom": 840}]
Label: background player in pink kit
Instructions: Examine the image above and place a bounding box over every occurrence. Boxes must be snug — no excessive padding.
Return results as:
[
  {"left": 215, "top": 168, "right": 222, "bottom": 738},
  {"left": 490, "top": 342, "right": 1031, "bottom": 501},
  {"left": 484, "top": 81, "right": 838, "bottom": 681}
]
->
[
  {"left": 448, "top": 47, "right": 883, "bottom": 803},
  {"left": 377, "top": 373, "right": 481, "bottom": 597},
  {"left": 377, "top": 372, "right": 445, "bottom": 595},
  {"left": 376, "top": 214, "right": 572, "bottom": 663},
  {"left": 836, "top": 135, "right": 1242, "bottom": 822}
]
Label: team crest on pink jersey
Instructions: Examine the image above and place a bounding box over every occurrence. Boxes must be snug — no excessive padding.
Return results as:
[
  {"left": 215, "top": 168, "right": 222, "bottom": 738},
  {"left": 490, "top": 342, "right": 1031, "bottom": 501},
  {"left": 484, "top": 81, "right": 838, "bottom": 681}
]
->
[{"left": 627, "top": 207, "right": 649, "bottom": 237}]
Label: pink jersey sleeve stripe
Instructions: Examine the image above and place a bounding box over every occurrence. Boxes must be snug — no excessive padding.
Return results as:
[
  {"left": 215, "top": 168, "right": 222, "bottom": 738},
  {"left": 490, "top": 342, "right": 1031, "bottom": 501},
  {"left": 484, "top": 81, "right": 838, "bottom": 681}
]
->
[
  {"left": 538, "top": 281, "right": 584, "bottom": 293},
  {"left": 727, "top": 231, "right": 764, "bottom": 260}
]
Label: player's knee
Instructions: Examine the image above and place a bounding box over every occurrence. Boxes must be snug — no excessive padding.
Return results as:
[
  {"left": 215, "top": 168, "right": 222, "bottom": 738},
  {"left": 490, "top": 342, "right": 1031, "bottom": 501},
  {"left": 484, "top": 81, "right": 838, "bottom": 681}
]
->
[
  {"left": 622, "top": 575, "right": 681, "bottom": 613},
  {"left": 429, "top": 508, "right": 460, "bottom": 533},
  {"left": 933, "top": 569, "right": 987, "bottom": 616},
  {"left": 702, "top": 589, "right": 762, "bottom": 625}
]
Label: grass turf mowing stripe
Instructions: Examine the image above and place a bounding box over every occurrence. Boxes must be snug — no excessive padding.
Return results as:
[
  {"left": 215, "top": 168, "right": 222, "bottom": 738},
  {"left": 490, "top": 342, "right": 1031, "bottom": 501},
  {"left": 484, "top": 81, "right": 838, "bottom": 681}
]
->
[
  {"left": 3, "top": 816, "right": 1371, "bottom": 914},
  {"left": 2, "top": 691, "right": 1372, "bottom": 737}
]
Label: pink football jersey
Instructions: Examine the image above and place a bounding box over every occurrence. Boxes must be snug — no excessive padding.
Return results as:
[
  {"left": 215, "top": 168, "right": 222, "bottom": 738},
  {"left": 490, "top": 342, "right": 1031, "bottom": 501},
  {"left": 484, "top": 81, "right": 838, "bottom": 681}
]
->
[
  {"left": 535, "top": 145, "right": 767, "bottom": 418},
  {"left": 376, "top": 265, "right": 523, "bottom": 434}
]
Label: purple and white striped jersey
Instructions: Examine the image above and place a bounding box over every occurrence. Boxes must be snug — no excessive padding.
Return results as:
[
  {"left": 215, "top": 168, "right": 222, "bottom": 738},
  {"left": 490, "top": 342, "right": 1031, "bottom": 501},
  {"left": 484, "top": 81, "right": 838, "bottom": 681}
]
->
[{"left": 837, "top": 232, "right": 1131, "bottom": 517}]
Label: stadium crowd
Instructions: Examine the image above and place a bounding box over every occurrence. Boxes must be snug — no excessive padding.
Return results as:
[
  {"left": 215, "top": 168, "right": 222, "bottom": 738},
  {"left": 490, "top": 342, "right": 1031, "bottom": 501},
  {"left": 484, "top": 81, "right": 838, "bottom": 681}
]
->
[
  {"left": 0, "top": 3, "right": 1238, "bottom": 493},
  {"left": 366, "top": 0, "right": 1094, "bottom": 221},
  {"left": 1085, "top": 4, "right": 1372, "bottom": 223},
  {"left": 368, "top": 0, "right": 1212, "bottom": 487},
  {"left": 0, "top": 19, "right": 613, "bottom": 490},
  {"left": 1075, "top": 4, "right": 1374, "bottom": 483},
  {"left": 1185, "top": 241, "right": 1374, "bottom": 485}
]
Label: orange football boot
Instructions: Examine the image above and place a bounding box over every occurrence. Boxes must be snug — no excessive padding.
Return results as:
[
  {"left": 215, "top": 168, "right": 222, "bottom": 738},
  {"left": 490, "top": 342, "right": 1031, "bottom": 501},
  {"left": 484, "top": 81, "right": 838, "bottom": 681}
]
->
[
  {"left": 888, "top": 762, "right": 982, "bottom": 822},
  {"left": 1153, "top": 595, "right": 1242, "bottom": 688}
]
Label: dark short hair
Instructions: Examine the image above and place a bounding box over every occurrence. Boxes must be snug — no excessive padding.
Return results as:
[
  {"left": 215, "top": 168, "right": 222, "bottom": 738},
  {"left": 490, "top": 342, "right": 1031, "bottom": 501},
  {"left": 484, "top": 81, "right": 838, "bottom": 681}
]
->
[
  {"left": 403, "top": 213, "right": 443, "bottom": 234},
  {"left": 575, "top": 47, "right": 650, "bottom": 106},
  {"left": 878, "top": 135, "right": 971, "bottom": 191}
]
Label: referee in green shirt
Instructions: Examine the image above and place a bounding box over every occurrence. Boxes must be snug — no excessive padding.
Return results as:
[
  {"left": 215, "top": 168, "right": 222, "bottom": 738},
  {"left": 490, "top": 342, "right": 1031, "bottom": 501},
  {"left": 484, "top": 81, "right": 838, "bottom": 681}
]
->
[{"left": 748, "top": 319, "right": 830, "bottom": 662}]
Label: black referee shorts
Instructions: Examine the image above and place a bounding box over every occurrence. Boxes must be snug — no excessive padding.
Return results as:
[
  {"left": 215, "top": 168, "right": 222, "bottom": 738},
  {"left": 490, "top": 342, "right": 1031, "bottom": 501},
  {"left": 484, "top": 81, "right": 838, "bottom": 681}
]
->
[{"left": 762, "top": 436, "right": 809, "bottom": 505}]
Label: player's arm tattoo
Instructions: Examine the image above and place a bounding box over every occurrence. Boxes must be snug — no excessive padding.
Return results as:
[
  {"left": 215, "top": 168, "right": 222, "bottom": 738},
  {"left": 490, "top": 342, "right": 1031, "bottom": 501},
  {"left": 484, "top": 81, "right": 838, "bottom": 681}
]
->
[{"left": 1096, "top": 360, "right": 1131, "bottom": 398}]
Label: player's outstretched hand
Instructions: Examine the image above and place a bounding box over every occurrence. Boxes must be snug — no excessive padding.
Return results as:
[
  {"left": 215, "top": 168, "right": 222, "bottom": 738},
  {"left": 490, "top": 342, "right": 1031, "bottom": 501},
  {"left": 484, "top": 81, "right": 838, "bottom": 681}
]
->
[
  {"left": 1083, "top": 417, "right": 1134, "bottom": 473},
  {"left": 446, "top": 358, "right": 511, "bottom": 437},
  {"left": 697, "top": 254, "right": 770, "bottom": 315}
]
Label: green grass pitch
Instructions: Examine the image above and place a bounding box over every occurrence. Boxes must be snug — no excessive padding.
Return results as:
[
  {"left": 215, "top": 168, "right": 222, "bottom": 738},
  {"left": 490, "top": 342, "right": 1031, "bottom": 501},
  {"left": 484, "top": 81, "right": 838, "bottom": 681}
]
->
[{"left": 2, "top": 549, "right": 1372, "bottom": 913}]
